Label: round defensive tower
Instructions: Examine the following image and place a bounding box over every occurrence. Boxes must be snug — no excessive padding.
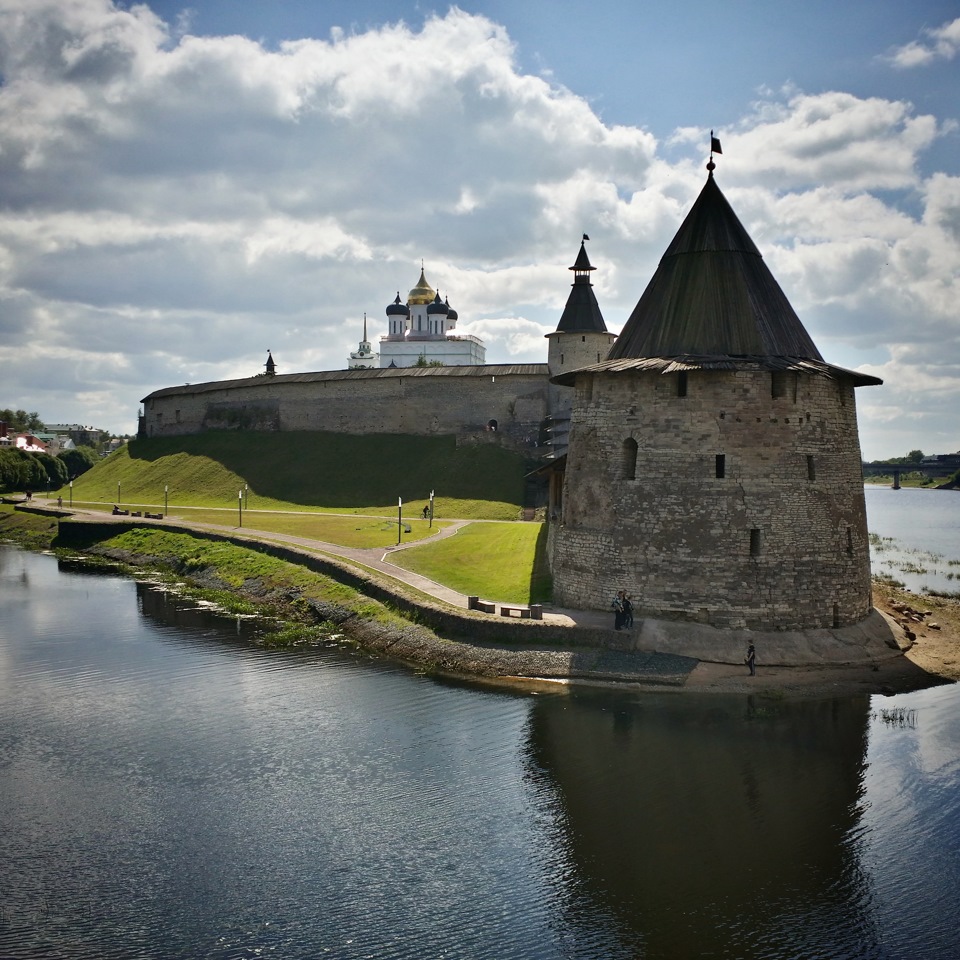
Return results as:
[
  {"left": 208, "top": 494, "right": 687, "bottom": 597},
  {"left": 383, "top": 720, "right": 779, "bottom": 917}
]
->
[{"left": 550, "top": 163, "right": 882, "bottom": 631}]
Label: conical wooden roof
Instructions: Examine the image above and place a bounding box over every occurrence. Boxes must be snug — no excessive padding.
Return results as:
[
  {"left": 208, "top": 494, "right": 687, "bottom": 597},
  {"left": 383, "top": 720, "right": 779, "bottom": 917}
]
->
[
  {"left": 608, "top": 171, "right": 822, "bottom": 361},
  {"left": 554, "top": 240, "right": 608, "bottom": 334}
]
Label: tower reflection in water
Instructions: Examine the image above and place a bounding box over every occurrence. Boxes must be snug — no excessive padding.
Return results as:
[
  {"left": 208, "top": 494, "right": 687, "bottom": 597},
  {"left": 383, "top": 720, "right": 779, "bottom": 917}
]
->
[{"left": 524, "top": 690, "right": 876, "bottom": 959}]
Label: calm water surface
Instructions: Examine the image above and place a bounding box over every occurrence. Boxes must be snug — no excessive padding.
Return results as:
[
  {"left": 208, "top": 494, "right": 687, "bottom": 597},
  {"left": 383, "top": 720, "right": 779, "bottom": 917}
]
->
[
  {"left": 865, "top": 485, "right": 960, "bottom": 594},
  {"left": 1, "top": 543, "right": 959, "bottom": 959}
]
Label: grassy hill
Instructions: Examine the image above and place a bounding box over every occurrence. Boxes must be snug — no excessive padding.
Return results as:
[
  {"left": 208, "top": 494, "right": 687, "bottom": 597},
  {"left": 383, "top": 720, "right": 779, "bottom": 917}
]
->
[{"left": 60, "top": 432, "right": 530, "bottom": 520}]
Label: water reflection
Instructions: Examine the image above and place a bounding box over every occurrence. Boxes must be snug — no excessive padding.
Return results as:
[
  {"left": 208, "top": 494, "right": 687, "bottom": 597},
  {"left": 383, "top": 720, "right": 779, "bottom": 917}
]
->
[{"left": 525, "top": 690, "right": 878, "bottom": 959}]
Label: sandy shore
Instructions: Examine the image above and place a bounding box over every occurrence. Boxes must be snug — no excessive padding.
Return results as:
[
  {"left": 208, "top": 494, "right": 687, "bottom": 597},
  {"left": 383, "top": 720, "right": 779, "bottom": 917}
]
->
[{"left": 680, "top": 582, "right": 960, "bottom": 697}]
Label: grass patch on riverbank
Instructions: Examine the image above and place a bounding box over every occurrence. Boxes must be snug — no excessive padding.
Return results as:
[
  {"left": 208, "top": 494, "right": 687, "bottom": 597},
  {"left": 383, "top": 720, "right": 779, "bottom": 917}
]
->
[
  {"left": 0, "top": 504, "right": 58, "bottom": 549},
  {"left": 61, "top": 432, "right": 527, "bottom": 520},
  {"left": 91, "top": 526, "right": 408, "bottom": 627},
  {"left": 389, "top": 521, "right": 551, "bottom": 604}
]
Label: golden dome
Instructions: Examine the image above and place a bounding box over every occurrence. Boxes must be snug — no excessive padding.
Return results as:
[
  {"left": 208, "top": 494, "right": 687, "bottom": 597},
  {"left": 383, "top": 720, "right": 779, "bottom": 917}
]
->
[{"left": 407, "top": 267, "right": 435, "bottom": 305}]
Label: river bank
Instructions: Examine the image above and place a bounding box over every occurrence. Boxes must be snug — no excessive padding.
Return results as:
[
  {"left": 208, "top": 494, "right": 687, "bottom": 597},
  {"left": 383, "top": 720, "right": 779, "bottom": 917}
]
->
[{"left": 2, "top": 505, "right": 958, "bottom": 698}]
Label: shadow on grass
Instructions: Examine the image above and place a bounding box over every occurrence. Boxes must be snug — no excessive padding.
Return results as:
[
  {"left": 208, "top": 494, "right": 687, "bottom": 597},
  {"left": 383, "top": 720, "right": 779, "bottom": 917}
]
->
[
  {"left": 126, "top": 432, "right": 528, "bottom": 508},
  {"left": 530, "top": 520, "right": 553, "bottom": 604}
]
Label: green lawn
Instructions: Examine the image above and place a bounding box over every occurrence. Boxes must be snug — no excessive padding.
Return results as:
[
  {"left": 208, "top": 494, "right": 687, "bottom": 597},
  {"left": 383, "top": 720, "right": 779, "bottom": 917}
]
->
[
  {"left": 57, "top": 432, "right": 528, "bottom": 520},
  {"left": 166, "top": 507, "right": 452, "bottom": 550},
  {"left": 389, "top": 521, "right": 551, "bottom": 604}
]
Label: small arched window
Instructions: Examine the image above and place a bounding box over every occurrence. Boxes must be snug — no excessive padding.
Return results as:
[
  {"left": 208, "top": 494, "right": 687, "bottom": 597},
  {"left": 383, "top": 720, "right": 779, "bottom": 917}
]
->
[{"left": 622, "top": 438, "right": 638, "bottom": 480}]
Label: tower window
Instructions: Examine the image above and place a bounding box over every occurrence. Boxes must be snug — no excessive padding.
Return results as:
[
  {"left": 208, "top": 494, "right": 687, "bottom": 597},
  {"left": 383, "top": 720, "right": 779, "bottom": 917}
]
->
[
  {"left": 846, "top": 526, "right": 853, "bottom": 555},
  {"left": 582, "top": 335, "right": 586, "bottom": 342},
  {"left": 807, "top": 455, "right": 816, "bottom": 481},
  {"left": 750, "top": 528, "right": 762, "bottom": 557},
  {"left": 623, "top": 438, "right": 638, "bottom": 480},
  {"left": 715, "top": 454, "right": 726, "bottom": 479},
  {"left": 677, "top": 372, "right": 688, "bottom": 397},
  {"left": 560, "top": 353, "right": 564, "bottom": 364}
]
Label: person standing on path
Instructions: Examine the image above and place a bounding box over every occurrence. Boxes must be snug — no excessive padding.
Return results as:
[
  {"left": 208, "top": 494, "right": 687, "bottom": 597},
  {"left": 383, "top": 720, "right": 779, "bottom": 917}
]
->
[
  {"left": 612, "top": 590, "right": 626, "bottom": 630},
  {"left": 745, "top": 643, "right": 756, "bottom": 676}
]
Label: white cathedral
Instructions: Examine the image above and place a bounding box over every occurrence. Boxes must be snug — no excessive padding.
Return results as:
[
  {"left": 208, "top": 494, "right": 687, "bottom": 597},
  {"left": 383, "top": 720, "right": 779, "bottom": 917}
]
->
[{"left": 348, "top": 266, "right": 486, "bottom": 369}]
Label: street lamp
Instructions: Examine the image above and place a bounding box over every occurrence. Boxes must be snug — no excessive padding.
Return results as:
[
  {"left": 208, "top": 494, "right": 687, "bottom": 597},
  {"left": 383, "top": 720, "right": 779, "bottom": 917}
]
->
[
  {"left": 429, "top": 489, "right": 434, "bottom": 529},
  {"left": 238, "top": 489, "right": 243, "bottom": 528},
  {"left": 69, "top": 479, "right": 73, "bottom": 507},
  {"left": 117, "top": 481, "right": 121, "bottom": 507},
  {"left": 397, "top": 496, "right": 402, "bottom": 545},
  {"left": 164, "top": 484, "right": 168, "bottom": 517}
]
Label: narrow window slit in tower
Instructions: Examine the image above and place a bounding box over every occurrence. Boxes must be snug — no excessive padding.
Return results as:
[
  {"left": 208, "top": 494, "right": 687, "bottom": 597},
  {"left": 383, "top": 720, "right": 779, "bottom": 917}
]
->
[
  {"left": 715, "top": 454, "right": 726, "bottom": 479},
  {"left": 807, "top": 455, "right": 816, "bottom": 481},
  {"left": 833, "top": 603, "right": 841, "bottom": 628},
  {"left": 750, "top": 528, "right": 762, "bottom": 557},
  {"left": 677, "top": 371, "right": 688, "bottom": 397},
  {"left": 623, "top": 438, "right": 638, "bottom": 481},
  {"left": 846, "top": 526, "right": 853, "bottom": 555}
]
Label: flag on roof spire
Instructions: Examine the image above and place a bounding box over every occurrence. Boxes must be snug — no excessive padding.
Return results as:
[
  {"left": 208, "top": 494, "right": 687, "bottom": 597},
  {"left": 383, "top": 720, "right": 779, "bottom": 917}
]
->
[
  {"left": 583, "top": 233, "right": 590, "bottom": 241},
  {"left": 710, "top": 131, "right": 722, "bottom": 155}
]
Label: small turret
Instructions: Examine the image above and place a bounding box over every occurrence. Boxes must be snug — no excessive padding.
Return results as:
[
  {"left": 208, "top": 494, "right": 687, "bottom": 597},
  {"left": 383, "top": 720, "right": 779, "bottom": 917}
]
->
[{"left": 264, "top": 350, "right": 276, "bottom": 376}]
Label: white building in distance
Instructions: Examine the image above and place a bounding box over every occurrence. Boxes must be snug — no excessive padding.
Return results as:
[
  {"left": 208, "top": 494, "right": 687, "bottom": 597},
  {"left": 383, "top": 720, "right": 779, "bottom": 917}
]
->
[{"left": 378, "top": 267, "right": 485, "bottom": 368}]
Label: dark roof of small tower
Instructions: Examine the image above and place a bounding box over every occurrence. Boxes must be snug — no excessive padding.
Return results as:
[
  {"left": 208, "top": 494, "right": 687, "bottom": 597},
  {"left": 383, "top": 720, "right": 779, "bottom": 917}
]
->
[
  {"left": 553, "top": 238, "right": 609, "bottom": 335},
  {"left": 427, "top": 291, "right": 448, "bottom": 315},
  {"left": 445, "top": 297, "right": 458, "bottom": 321},
  {"left": 386, "top": 292, "right": 409, "bottom": 316},
  {"left": 609, "top": 173, "right": 822, "bottom": 361},
  {"left": 265, "top": 350, "right": 276, "bottom": 375}
]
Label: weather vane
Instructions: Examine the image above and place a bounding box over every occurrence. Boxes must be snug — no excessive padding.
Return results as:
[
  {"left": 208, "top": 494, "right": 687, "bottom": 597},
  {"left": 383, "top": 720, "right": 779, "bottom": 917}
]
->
[{"left": 708, "top": 130, "right": 722, "bottom": 174}]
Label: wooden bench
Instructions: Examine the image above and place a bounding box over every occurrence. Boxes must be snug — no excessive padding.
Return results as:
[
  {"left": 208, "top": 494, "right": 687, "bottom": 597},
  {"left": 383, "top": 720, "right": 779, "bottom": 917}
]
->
[{"left": 499, "top": 604, "right": 543, "bottom": 620}]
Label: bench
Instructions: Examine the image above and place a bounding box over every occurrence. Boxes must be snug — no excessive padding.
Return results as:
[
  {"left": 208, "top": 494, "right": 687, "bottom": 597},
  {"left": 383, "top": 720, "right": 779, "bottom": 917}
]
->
[
  {"left": 499, "top": 604, "right": 543, "bottom": 620},
  {"left": 144, "top": 512, "right": 164, "bottom": 520},
  {"left": 468, "top": 596, "right": 497, "bottom": 614}
]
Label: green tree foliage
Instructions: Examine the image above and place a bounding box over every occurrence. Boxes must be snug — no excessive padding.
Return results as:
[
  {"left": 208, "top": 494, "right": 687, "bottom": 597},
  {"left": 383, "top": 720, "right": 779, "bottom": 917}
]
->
[
  {"left": 58, "top": 445, "right": 99, "bottom": 480},
  {"left": 35, "top": 451, "right": 69, "bottom": 488},
  {"left": 0, "top": 448, "right": 47, "bottom": 493},
  {"left": 0, "top": 408, "right": 44, "bottom": 432},
  {"left": 906, "top": 449, "right": 925, "bottom": 464}
]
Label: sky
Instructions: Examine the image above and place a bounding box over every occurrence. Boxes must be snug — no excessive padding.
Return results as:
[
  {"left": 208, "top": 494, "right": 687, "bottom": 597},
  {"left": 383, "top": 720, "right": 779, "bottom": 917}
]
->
[{"left": 0, "top": 0, "right": 958, "bottom": 460}]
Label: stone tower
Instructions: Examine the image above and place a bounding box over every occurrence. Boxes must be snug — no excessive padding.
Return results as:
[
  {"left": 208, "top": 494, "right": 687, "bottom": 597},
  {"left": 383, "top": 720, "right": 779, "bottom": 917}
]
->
[
  {"left": 550, "top": 164, "right": 882, "bottom": 632},
  {"left": 544, "top": 237, "right": 617, "bottom": 457}
]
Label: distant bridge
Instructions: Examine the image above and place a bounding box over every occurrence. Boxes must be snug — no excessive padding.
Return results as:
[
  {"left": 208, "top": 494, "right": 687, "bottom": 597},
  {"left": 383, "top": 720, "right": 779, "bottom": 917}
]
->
[{"left": 862, "top": 458, "right": 960, "bottom": 489}]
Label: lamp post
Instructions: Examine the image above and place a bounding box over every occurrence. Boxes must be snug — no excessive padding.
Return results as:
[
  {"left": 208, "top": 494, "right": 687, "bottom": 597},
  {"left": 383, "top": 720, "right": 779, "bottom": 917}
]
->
[
  {"left": 164, "top": 484, "right": 168, "bottom": 517},
  {"left": 69, "top": 479, "right": 73, "bottom": 507},
  {"left": 238, "top": 489, "right": 243, "bottom": 528},
  {"left": 117, "top": 481, "right": 121, "bottom": 507},
  {"left": 397, "top": 496, "right": 402, "bottom": 546},
  {"left": 429, "top": 489, "right": 434, "bottom": 529}
]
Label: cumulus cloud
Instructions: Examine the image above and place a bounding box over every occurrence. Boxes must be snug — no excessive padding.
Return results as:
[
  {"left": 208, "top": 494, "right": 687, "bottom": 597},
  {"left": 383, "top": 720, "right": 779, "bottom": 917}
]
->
[
  {"left": 887, "top": 16, "right": 960, "bottom": 69},
  {"left": 0, "top": 0, "right": 957, "bottom": 459}
]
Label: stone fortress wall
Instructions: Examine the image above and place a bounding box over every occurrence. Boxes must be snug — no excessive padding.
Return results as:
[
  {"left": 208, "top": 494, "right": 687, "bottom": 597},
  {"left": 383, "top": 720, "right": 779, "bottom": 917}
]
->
[
  {"left": 141, "top": 365, "right": 559, "bottom": 451},
  {"left": 550, "top": 368, "right": 871, "bottom": 630}
]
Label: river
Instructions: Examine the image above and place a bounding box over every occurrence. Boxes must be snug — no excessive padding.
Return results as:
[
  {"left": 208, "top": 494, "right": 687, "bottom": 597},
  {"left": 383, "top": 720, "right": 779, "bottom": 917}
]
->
[
  {"left": 865, "top": 485, "right": 960, "bottom": 595},
  {"left": 1, "top": 502, "right": 959, "bottom": 958}
]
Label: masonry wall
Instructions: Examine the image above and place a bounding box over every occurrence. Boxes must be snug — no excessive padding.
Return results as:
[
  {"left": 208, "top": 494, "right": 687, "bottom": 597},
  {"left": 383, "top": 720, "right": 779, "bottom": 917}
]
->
[
  {"left": 551, "top": 368, "right": 873, "bottom": 629},
  {"left": 142, "top": 369, "right": 552, "bottom": 450}
]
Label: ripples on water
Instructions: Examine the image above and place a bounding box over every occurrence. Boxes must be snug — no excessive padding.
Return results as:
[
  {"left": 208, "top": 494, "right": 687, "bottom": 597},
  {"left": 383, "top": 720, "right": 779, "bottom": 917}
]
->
[{"left": 1, "top": 545, "right": 959, "bottom": 959}]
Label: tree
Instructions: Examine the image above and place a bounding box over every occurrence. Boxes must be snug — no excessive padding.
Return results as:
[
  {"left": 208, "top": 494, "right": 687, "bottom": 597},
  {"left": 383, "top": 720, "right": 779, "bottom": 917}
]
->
[
  {"left": 58, "top": 445, "right": 99, "bottom": 479},
  {"left": 0, "top": 448, "right": 46, "bottom": 493},
  {"left": 0, "top": 408, "right": 45, "bottom": 433},
  {"left": 35, "top": 451, "right": 69, "bottom": 488},
  {"left": 906, "top": 449, "right": 924, "bottom": 464}
]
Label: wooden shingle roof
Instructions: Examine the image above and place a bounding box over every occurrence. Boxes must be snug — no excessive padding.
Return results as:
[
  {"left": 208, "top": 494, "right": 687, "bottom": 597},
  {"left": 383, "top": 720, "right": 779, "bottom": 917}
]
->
[{"left": 609, "top": 172, "right": 823, "bottom": 361}]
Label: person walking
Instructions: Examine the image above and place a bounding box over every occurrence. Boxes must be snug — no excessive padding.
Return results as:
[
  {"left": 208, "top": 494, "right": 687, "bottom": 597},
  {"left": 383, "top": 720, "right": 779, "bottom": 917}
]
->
[
  {"left": 622, "top": 593, "right": 634, "bottom": 629},
  {"left": 745, "top": 643, "right": 756, "bottom": 676}
]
